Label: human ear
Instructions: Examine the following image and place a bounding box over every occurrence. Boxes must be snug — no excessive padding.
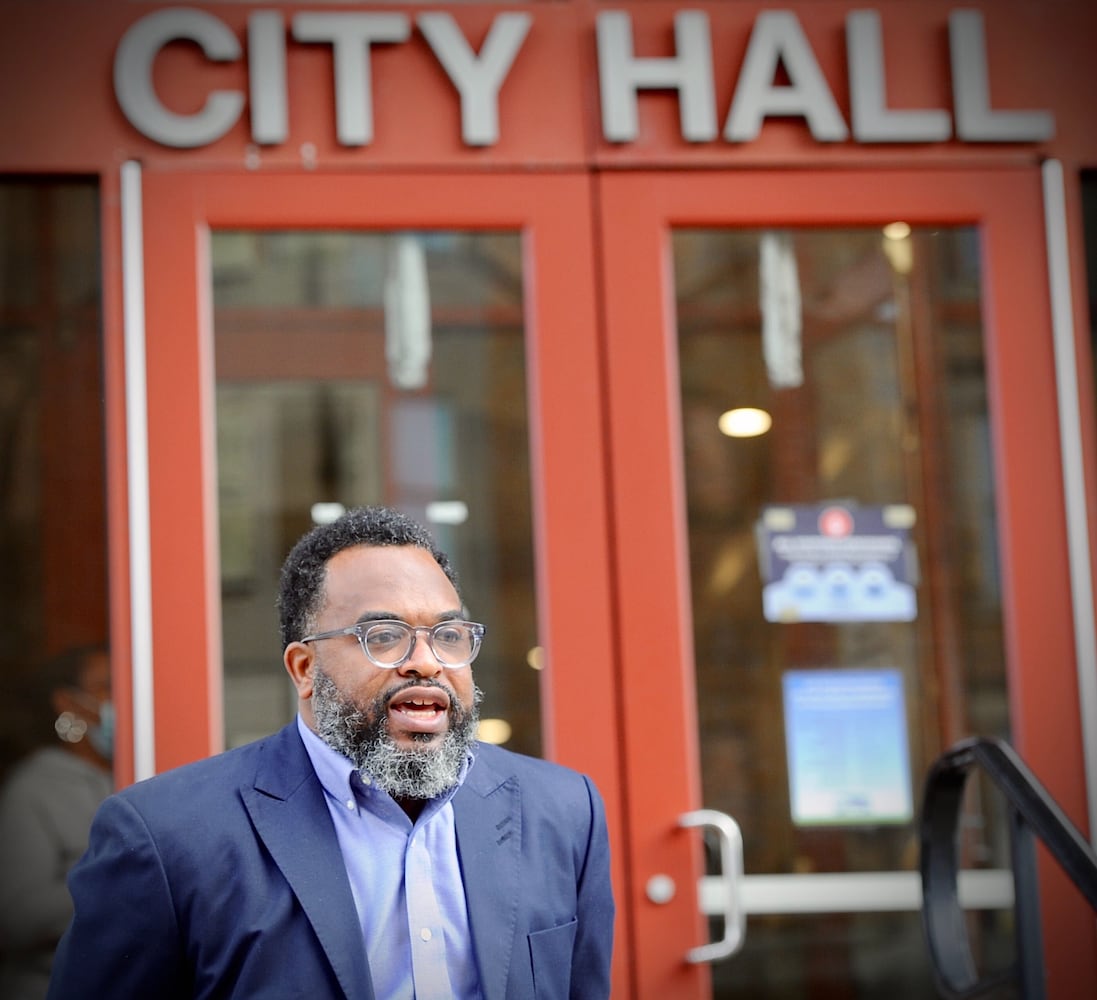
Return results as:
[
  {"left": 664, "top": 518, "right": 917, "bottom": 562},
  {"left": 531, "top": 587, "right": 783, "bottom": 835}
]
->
[{"left": 283, "top": 642, "right": 315, "bottom": 700}]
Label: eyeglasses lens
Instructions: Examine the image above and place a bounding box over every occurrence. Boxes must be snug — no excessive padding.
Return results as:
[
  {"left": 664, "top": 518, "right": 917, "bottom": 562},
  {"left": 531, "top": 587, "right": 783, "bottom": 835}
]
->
[{"left": 363, "top": 622, "right": 477, "bottom": 666}]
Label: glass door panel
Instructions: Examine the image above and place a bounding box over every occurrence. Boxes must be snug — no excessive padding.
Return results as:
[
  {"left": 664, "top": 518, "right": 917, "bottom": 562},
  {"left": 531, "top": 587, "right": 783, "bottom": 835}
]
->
[
  {"left": 139, "top": 170, "right": 621, "bottom": 846},
  {"left": 211, "top": 230, "right": 540, "bottom": 757},
  {"left": 0, "top": 176, "right": 111, "bottom": 687},
  {"left": 674, "top": 225, "right": 1009, "bottom": 996},
  {"left": 600, "top": 170, "right": 1086, "bottom": 999}
]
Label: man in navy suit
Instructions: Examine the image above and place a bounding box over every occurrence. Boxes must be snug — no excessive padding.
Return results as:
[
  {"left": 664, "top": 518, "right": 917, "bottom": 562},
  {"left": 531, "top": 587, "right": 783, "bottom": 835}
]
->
[{"left": 48, "top": 506, "right": 614, "bottom": 999}]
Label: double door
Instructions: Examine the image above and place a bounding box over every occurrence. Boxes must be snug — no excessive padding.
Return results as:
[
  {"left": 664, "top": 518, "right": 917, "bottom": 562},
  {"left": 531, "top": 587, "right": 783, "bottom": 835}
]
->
[{"left": 132, "top": 166, "right": 1092, "bottom": 997}]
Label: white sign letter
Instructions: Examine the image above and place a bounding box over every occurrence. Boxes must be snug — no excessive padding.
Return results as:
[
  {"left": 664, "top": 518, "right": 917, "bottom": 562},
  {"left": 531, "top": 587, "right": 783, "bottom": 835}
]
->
[
  {"left": 248, "top": 12, "right": 288, "bottom": 145},
  {"left": 114, "top": 9, "right": 244, "bottom": 148},
  {"left": 293, "top": 13, "right": 411, "bottom": 146},
  {"left": 725, "top": 11, "right": 848, "bottom": 142},
  {"left": 597, "top": 11, "right": 716, "bottom": 143},
  {"left": 417, "top": 13, "right": 531, "bottom": 146},
  {"left": 846, "top": 11, "right": 950, "bottom": 142},
  {"left": 949, "top": 11, "right": 1054, "bottom": 142}
]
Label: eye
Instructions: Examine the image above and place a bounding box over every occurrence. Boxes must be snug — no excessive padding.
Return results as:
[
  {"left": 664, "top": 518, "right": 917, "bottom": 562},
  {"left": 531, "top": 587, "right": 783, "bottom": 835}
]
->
[
  {"left": 365, "top": 623, "right": 408, "bottom": 650},
  {"left": 433, "top": 624, "right": 466, "bottom": 647}
]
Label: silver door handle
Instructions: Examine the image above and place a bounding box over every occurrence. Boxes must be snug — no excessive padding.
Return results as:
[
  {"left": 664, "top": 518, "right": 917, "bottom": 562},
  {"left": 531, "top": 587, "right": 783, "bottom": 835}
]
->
[{"left": 679, "top": 809, "right": 746, "bottom": 963}]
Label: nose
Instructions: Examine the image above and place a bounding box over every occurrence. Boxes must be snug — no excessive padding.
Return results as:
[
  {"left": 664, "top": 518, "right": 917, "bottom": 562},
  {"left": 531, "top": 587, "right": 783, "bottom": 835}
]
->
[{"left": 396, "top": 627, "right": 444, "bottom": 678}]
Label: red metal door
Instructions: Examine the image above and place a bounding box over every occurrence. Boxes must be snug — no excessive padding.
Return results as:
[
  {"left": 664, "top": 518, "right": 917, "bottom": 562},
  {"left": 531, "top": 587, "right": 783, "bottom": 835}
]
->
[
  {"left": 598, "top": 168, "right": 1095, "bottom": 998},
  {"left": 136, "top": 169, "right": 630, "bottom": 990}
]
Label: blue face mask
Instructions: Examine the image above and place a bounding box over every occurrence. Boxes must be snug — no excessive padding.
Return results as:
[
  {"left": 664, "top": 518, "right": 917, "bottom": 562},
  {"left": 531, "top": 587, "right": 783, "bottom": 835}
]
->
[
  {"left": 69, "top": 690, "right": 114, "bottom": 761},
  {"left": 87, "top": 700, "right": 114, "bottom": 760}
]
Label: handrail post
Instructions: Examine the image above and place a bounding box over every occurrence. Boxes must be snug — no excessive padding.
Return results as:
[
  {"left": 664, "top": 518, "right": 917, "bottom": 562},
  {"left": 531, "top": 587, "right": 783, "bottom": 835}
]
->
[
  {"left": 1008, "top": 803, "right": 1045, "bottom": 1000},
  {"left": 920, "top": 746, "right": 980, "bottom": 993}
]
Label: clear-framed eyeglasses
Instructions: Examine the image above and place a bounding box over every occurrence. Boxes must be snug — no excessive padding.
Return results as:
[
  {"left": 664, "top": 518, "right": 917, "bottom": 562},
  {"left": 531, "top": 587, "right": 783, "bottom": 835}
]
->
[{"left": 299, "top": 619, "right": 486, "bottom": 669}]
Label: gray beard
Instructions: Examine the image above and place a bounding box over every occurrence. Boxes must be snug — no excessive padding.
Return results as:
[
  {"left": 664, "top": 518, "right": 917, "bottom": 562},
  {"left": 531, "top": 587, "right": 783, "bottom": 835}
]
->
[{"left": 311, "top": 667, "right": 481, "bottom": 801}]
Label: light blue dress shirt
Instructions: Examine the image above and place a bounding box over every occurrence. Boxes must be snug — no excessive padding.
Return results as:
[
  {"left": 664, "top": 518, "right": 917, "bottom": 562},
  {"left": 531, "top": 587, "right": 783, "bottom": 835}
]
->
[{"left": 297, "top": 716, "right": 482, "bottom": 999}]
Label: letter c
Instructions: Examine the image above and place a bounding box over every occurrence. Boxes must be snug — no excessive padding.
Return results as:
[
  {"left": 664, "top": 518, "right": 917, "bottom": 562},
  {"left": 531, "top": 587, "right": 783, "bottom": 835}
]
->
[{"left": 114, "top": 9, "right": 244, "bottom": 148}]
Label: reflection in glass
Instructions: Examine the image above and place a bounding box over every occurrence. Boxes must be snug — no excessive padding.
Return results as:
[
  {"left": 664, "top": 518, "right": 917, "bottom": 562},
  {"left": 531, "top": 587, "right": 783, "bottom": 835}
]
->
[
  {"left": 212, "top": 231, "right": 540, "bottom": 758},
  {"left": 0, "top": 179, "right": 111, "bottom": 997},
  {"left": 674, "top": 227, "right": 1009, "bottom": 996},
  {"left": 0, "top": 177, "right": 110, "bottom": 752}
]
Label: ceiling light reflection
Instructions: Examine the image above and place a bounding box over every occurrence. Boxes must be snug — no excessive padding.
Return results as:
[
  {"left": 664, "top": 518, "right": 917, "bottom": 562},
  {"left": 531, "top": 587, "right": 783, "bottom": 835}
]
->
[
  {"left": 882, "top": 221, "right": 914, "bottom": 274},
  {"left": 477, "top": 718, "right": 513, "bottom": 745},
  {"left": 718, "top": 407, "right": 772, "bottom": 438},
  {"left": 426, "top": 500, "right": 468, "bottom": 525},
  {"left": 883, "top": 221, "right": 911, "bottom": 241},
  {"left": 311, "top": 502, "right": 346, "bottom": 525}
]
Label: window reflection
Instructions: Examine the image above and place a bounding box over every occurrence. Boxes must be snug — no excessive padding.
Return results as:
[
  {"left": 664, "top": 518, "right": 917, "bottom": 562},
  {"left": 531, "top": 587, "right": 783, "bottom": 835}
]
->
[
  {"left": 212, "top": 231, "right": 540, "bottom": 758},
  {"left": 0, "top": 178, "right": 111, "bottom": 997},
  {"left": 675, "top": 227, "right": 1009, "bottom": 995}
]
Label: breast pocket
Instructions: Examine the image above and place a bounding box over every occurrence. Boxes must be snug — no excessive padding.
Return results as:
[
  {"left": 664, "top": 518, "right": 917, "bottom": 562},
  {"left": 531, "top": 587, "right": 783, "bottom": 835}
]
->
[{"left": 528, "top": 918, "right": 578, "bottom": 999}]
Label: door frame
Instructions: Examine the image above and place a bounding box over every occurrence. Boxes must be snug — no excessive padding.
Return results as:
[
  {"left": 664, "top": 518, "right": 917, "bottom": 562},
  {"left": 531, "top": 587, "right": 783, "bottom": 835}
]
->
[
  {"left": 124, "top": 164, "right": 1096, "bottom": 996},
  {"left": 597, "top": 167, "right": 1095, "bottom": 996}
]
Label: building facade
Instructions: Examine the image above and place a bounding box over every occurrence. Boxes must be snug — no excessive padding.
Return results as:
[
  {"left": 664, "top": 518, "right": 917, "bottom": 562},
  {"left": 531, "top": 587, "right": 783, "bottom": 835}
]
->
[{"left": 2, "top": 1, "right": 1095, "bottom": 996}]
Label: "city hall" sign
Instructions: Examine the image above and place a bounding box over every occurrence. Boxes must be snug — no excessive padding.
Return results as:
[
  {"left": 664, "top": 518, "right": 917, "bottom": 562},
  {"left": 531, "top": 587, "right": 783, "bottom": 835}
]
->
[{"left": 113, "top": 8, "right": 1055, "bottom": 149}]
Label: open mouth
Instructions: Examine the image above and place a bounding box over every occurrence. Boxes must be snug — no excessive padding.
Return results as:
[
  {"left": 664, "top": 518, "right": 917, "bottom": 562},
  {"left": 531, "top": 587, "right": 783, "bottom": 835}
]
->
[{"left": 387, "top": 685, "right": 451, "bottom": 733}]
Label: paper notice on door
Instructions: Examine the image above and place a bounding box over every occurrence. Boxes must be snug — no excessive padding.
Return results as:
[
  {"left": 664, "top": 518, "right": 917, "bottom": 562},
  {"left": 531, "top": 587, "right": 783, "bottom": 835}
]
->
[
  {"left": 756, "top": 503, "right": 918, "bottom": 623},
  {"left": 782, "top": 668, "right": 914, "bottom": 826}
]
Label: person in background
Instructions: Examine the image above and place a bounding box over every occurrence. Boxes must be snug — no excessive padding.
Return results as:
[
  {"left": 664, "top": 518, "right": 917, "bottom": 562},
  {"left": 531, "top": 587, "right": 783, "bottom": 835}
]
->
[
  {"left": 48, "top": 506, "right": 614, "bottom": 999},
  {"left": 0, "top": 645, "right": 113, "bottom": 1000}
]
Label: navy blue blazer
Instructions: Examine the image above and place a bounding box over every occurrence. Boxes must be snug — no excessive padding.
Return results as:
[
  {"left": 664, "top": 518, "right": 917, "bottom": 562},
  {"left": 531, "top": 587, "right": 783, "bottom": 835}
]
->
[{"left": 47, "top": 722, "right": 614, "bottom": 999}]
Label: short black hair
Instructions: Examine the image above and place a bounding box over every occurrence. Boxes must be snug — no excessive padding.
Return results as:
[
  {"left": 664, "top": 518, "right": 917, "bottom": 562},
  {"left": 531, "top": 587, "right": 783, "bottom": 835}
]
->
[
  {"left": 14, "top": 645, "right": 110, "bottom": 754},
  {"left": 38, "top": 644, "right": 109, "bottom": 703},
  {"left": 277, "top": 506, "right": 459, "bottom": 648}
]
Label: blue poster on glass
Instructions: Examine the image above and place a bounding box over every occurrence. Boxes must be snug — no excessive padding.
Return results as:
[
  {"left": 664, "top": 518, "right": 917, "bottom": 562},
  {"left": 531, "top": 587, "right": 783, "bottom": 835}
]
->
[
  {"left": 782, "top": 668, "right": 913, "bottom": 826},
  {"left": 756, "top": 503, "right": 918, "bottom": 623}
]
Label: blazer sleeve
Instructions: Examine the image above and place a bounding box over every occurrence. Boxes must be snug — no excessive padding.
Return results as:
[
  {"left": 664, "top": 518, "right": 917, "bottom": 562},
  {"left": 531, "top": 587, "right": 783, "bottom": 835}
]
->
[
  {"left": 47, "top": 794, "right": 190, "bottom": 999},
  {"left": 570, "top": 774, "right": 615, "bottom": 1000}
]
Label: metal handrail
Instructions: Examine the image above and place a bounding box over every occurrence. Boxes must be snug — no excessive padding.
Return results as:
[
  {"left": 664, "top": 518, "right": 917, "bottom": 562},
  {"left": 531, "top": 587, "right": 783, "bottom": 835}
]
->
[{"left": 920, "top": 737, "right": 1097, "bottom": 999}]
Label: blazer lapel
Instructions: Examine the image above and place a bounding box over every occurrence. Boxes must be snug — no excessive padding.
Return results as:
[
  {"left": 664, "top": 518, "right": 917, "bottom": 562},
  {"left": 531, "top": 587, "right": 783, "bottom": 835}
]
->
[
  {"left": 242, "top": 724, "right": 373, "bottom": 1000},
  {"left": 453, "top": 750, "right": 521, "bottom": 1000}
]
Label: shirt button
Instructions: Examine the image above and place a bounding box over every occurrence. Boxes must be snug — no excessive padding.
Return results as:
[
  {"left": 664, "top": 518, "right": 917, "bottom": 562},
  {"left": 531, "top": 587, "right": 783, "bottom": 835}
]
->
[{"left": 420, "top": 927, "right": 433, "bottom": 942}]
